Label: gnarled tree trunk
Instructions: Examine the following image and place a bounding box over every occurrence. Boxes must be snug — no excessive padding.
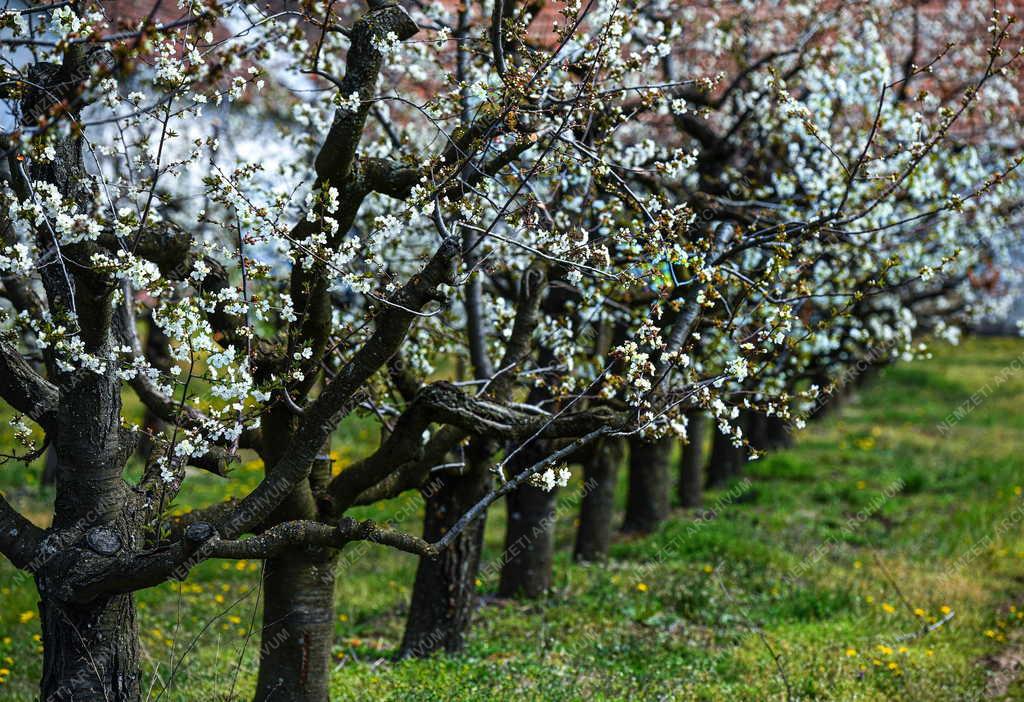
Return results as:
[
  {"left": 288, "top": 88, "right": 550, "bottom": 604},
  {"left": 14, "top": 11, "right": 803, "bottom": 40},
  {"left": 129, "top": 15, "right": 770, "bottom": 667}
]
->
[
  {"left": 706, "top": 412, "right": 749, "bottom": 487},
  {"left": 678, "top": 411, "right": 707, "bottom": 507},
  {"left": 746, "top": 411, "right": 769, "bottom": 453},
  {"left": 37, "top": 312, "right": 142, "bottom": 701},
  {"left": 621, "top": 436, "right": 672, "bottom": 533},
  {"left": 254, "top": 411, "right": 337, "bottom": 702},
  {"left": 254, "top": 548, "right": 338, "bottom": 702},
  {"left": 498, "top": 441, "right": 556, "bottom": 598},
  {"left": 38, "top": 591, "right": 140, "bottom": 702},
  {"left": 400, "top": 444, "right": 491, "bottom": 657},
  {"left": 764, "top": 414, "right": 793, "bottom": 450},
  {"left": 574, "top": 437, "right": 624, "bottom": 562}
]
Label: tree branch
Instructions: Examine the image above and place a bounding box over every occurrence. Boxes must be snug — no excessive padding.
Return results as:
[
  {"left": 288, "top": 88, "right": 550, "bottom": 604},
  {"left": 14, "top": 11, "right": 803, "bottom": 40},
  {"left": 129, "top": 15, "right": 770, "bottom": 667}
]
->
[
  {"left": 216, "top": 237, "right": 460, "bottom": 540},
  {"left": 0, "top": 491, "right": 44, "bottom": 570},
  {"left": 0, "top": 336, "right": 58, "bottom": 430}
]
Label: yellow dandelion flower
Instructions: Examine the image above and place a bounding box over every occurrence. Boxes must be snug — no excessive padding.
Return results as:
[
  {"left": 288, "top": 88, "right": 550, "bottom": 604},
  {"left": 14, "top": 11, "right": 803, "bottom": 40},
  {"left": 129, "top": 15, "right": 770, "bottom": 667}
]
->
[
  {"left": 888, "top": 662, "right": 898, "bottom": 671},
  {"left": 228, "top": 616, "right": 242, "bottom": 625},
  {"left": 914, "top": 608, "right": 925, "bottom": 617},
  {"left": 881, "top": 602, "right": 895, "bottom": 613},
  {"left": 636, "top": 583, "right": 649, "bottom": 592},
  {"left": 940, "top": 605, "right": 951, "bottom": 615},
  {"left": 926, "top": 649, "right": 934, "bottom": 656},
  {"left": 985, "top": 629, "right": 996, "bottom": 638},
  {"left": 865, "top": 595, "right": 875, "bottom": 604},
  {"left": 703, "top": 564, "right": 713, "bottom": 574},
  {"left": 877, "top": 645, "right": 893, "bottom": 655},
  {"left": 215, "top": 594, "right": 225, "bottom": 604},
  {"left": 339, "top": 614, "right": 349, "bottom": 622},
  {"left": 0, "top": 669, "right": 9, "bottom": 676},
  {"left": 18, "top": 611, "right": 34, "bottom": 624},
  {"left": 845, "top": 648, "right": 857, "bottom": 657},
  {"left": 1, "top": 637, "right": 10, "bottom": 645},
  {"left": 853, "top": 560, "right": 862, "bottom": 569}
]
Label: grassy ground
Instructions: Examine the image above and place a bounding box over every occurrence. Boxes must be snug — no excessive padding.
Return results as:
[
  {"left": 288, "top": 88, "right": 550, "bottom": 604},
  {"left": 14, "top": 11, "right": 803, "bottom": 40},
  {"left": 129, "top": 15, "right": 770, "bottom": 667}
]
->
[{"left": 1, "top": 336, "right": 1024, "bottom": 700}]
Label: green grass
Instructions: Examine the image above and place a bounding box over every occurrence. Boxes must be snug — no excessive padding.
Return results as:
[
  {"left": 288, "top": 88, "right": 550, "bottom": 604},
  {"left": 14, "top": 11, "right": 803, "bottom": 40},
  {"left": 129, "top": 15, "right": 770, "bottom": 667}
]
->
[{"left": 2, "top": 337, "right": 1024, "bottom": 700}]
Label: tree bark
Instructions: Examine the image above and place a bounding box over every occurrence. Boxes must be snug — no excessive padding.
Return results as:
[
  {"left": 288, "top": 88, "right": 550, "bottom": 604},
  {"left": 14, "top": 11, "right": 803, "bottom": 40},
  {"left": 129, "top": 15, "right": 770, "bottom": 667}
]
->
[
  {"left": 574, "top": 437, "right": 624, "bottom": 562},
  {"left": 678, "top": 411, "right": 707, "bottom": 507},
  {"left": 764, "top": 414, "right": 793, "bottom": 450},
  {"left": 254, "top": 548, "right": 338, "bottom": 702},
  {"left": 39, "top": 592, "right": 140, "bottom": 701},
  {"left": 497, "top": 442, "right": 556, "bottom": 598},
  {"left": 254, "top": 407, "right": 336, "bottom": 702},
  {"left": 621, "top": 436, "right": 672, "bottom": 534},
  {"left": 41, "top": 445, "right": 58, "bottom": 487},
  {"left": 706, "top": 412, "right": 749, "bottom": 487},
  {"left": 747, "top": 411, "right": 769, "bottom": 452},
  {"left": 400, "top": 445, "right": 491, "bottom": 657}
]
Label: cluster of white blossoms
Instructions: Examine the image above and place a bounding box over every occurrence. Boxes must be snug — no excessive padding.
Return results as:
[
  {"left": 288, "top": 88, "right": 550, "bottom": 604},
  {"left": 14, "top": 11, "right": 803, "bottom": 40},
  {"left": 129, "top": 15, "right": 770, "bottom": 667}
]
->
[{"left": 529, "top": 466, "right": 573, "bottom": 492}]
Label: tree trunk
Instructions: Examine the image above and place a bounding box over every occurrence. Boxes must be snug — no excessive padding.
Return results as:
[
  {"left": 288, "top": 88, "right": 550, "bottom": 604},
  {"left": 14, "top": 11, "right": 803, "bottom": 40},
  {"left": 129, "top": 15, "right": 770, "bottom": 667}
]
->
[
  {"left": 254, "top": 413, "right": 337, "bottom": 702},
  {"left": 747, "top": 411, "right": 769, "bottom": 452},
  {"left": 574, "top": 438, "right": 624, "bottom": 562},
  {"left": 254, "top": 548, "right": 338, "bottom": 702},
  {"left": 400, "top": 446, "right": 490, "bottom": 657},
  {"left": 678, "top": 411, "right": 707, "bottom": 507},
  {"left": 764, "top": 414, "right": 793, "bottom": 450},
  {"left": 498, "top": 442, "right": 556, "bottom": 598},
  {"left": 38, "top": 366, "right": 141, "bottom": 701},
  {"left": 39, "top": 592, "right": 140, "bottom": 701},
  {"left": 621, "top": 436, "right": 672, "bottom": 534},
  {"left": 41, "top": 445, "right": 58, "bottom": 487},
  {"left": 707, "top": 412, "right": 749, "bottom": 487}
]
